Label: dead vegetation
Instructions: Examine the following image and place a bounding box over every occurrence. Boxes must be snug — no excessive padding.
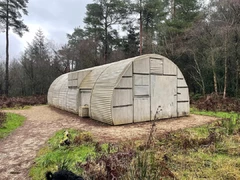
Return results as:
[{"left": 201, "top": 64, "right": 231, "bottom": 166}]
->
[
  {"left": 0, "top": 95, "right": 47, "bottom": 109},
  {"left": 191, "top": 93, "right": 240, "bottom": 112}
]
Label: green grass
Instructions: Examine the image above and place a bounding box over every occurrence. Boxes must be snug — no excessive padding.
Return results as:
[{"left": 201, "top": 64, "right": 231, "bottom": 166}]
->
[
  {"left": 0, "top": 113, "right": 26, "bottom": 138},
  {"left": 29, "top": 129, "right": 108, "bottom": 180},
  {"left": 191, "top": 107, "right": 239, "bottom": 119}
]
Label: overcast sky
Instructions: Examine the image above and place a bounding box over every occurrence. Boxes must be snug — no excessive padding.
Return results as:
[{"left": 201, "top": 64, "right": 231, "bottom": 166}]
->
[{"left": 0, "top": 0, "right": 94, "bottom": 61}]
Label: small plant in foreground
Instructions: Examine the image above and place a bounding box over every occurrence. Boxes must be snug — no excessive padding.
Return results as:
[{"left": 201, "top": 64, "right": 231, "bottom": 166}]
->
[{"left": 0, "top": 112, "right": 6, "bottom": 128}]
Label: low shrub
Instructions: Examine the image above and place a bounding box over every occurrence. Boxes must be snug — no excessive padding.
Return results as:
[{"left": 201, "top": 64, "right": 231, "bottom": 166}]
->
[{"left": 0, "top": 95, "right": 47, "bottom": 109}]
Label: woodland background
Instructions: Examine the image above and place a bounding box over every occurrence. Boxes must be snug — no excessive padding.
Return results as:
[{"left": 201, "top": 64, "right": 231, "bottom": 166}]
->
[{"left": 0, "top": 0, "right": 240, "bottom": 99}]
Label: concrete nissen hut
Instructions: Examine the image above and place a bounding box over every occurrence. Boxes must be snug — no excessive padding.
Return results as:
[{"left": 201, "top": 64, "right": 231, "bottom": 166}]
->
[{"left": 48, "top": 54, "right": 189, "bottom": 125}]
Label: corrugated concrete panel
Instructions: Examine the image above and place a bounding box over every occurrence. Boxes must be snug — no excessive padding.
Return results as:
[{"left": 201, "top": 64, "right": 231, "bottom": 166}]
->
[
  {"left": 72, "top": 80, "right": 78, "bottom": 87},
  {"left": 80, "top": 90, "right": 91, "bottom": 106},
  {"left": 67, "top": 88, "right": 79, "bottom": 113},
  {"left": 91, "top": 60, "right": 132, "bottom": 125},
  {"left": 134, "top": 97, "right": 150, "bottom": 122},
  {"left": 113, "top": 89, "right": 132, "bottom": 107},
  {"left": 124, "top": 64, "right": 132, "bottom": 76},
  {"left": 112, "top": 106, "right": 133, "bottom": 125},
  {"left": 48, "top": 74, "right": 64, "bottom": 105},
  {"left": 78, "top": 71, "right": 90, "bottom": 87},
  {"left": 177, "top": 69, "right": 187, "bottom": 87},
  {"left": 68, "top": 72, "right": 78, "bottom": 80},
  {"left": 72, "top": 72, "right": 78, "bottom": 79},
  {"left": 68, "top": 80, "right": 72, "bottom": 87},
  {"left": 133, "top": 57, "right": 149, "bottom": 73},
  {"left": 80, "top": 65, "right": 110, "bottom": 89},
  {"left": 116, "top": 78, "right": 132, "bottom": 88},
  {"left": 53, "top": 74, "right": 68, "bottom": 107},
  {"left": 134, "top": 75, "right": 149, "bottom": 86},
  {"left": 177, "top": 88, "right": 189, "bottom": 102},
  {"left": 58, "top": 75, "right": 68, "bottom": 110},
  {"left": 178, "top": 102, "right": 190, "bottom": 116},
  {"left": 68, "top": 73, "right": 73, "bottom": 81},
  {"left": 163, "top": 58, "right": 177, "bottom": 75},
  {"left": 134, "top": 86, "right": 149, "bottom": 96},
  {"left": 150, "top": 58, "right": 163, "bottom": 74}
]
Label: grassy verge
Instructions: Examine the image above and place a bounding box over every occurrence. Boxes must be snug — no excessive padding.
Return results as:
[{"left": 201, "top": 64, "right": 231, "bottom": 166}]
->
[
  {"left": 0, "top": 112, "right": 26, "bottom": 138},
  {"left": 29, "top": 129, "right": 110, "bottom": 180},
  {"left": 191, "top": 107, "right": 239, "bottom": 119}
]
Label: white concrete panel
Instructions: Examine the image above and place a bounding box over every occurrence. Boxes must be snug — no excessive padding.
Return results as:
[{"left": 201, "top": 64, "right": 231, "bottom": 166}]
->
[
  {"left": 58, "top": 80, "right": 68, "bottom": 110},
  {"left": 177, "top": 69, "right": 187, "bottom": 87},
  {"left": 177, "top": 88, "right": 189, "bottom": 101},
  {"left": 72, "top": 80, "right": 78, "bottom": 87},
  {"left": 112, "top": 106, "right": 133, "bottom": 125},
  {"left": 116, "top": 78, "right": 132, "bottom": 88},
  {"left": 163, "top": 59, "right": 177, "bottom": 75},
  {"left": 67, "top": 88, "right": 79, "bottom": 113},
  {"left": 91, "top": 60, "right": 132, "bottom": 125},
  {"left": 134, "top": 97, "right": 150, "bottom": 122},
  {"left": 113, "top": 89, "right": 132, "bottom": 106},
  {"left": 151, "top": 75, "right": 177, "bottom": 120},
  {"left": 178, "top": 79, "right": 187, "bottom": 87},
  {"left": 68, "top": 80, "right": 72, "bottom": 87},
  {"left": 134, "top": 86, "right": 149, "bottom": 96},
  {"left": 79, "top": 106, "right": 89, "bottom": 117},
  {"left": 80, "top": 90, "right": 91, "bottom": 106},
  {"left": 178, "top": 102, "right": 190, "bottom": 116},
  {"left": 78, "top": 71, "right": 90, "bottom": 87},
  {"left": 68, "top": 73, "right": 72, "bottom": 80},
  {"left": 134, "top": 75, "right": 149, "bottom": 86},
  {"left": 177, "top": 69, "right": 184, "bottom": 78},
  {"left": 80, "top": 66, "right": 110, "bottom": 89},
  {"left": 150, "top": 59, "right": 163, "bottom": 74},
  {"left": 72, "top": 72, "right": 78, "bottom": 79},
  {"left": 124, "top": 64, "right": 132, "bottom": 76},
  {"left": 133, "top": 58, "right": 149, "bottom": 73}
]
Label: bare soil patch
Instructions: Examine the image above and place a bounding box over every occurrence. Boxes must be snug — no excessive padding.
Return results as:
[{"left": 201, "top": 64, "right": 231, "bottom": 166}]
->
[{"left": 0, "top": 105, "right": 217, "bottom": 180}]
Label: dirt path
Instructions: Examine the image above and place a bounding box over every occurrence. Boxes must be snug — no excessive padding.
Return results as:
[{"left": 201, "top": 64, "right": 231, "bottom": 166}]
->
[{"left": 0, "top": 105, "right": 218, "bottom": 180}]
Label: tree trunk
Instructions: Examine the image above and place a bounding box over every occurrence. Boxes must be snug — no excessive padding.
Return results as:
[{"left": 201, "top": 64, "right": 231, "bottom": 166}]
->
[
  {"left": 235, "top": 30, "right": 239, "bottom": 97},
  {"left": 5, "top": 0, "right": 9, "bottom": 96},
  {"left": 223, "top": 31, "right": 228, "bottom": 99},
  {"left": 170, "top": 0, "right": 175, "bottom": 20},
  {"left": 193, "top": 52, "right": 205, "bottom": 96},
  {"left": 211, "top": 50, "right": 218, "bottom": 94},
  {"left": 104, "top": 19, "right": 108, "bottom": 63},
  {"left": 139, "top": 0, "right": 142, "bottom": 55}
]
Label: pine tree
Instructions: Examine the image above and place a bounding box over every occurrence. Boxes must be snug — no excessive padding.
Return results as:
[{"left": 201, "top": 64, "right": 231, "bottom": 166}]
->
[
  {"left": 84, "top": 0, "right": 129, "bottom": 63},
  {"left": 0, "top": 0, "right": 28, "bottom": 96},
  {"left": 123, "top": 27, "right": 139, "bottom": 58},
  {"left": 21, "top": 29, "right": 52, "bottom": 95}
]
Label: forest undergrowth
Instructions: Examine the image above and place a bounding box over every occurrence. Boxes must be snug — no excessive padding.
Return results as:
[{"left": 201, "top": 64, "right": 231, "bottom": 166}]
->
[{"left": 0, "top": 95, "right": 47, "bottom": 109}]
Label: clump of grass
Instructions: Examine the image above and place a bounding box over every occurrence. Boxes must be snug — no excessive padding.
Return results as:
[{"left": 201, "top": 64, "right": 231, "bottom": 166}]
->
[
  {"left": 0, "top": 112, "right": 25, "bottom": 138},
  {"left": 122, "top": 106, "right": 176, "bottom": 180},
  {"left": 29, "top": 129, "right": 107, "bottom": 180},
  {"left": 0, "top": 112, "right": 6, "bottom": 128}
]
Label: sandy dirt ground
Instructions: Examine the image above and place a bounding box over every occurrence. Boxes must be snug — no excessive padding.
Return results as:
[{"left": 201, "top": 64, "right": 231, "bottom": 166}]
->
[{"left": 0, "top": 105, "right": 218, "bottom": 180}]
